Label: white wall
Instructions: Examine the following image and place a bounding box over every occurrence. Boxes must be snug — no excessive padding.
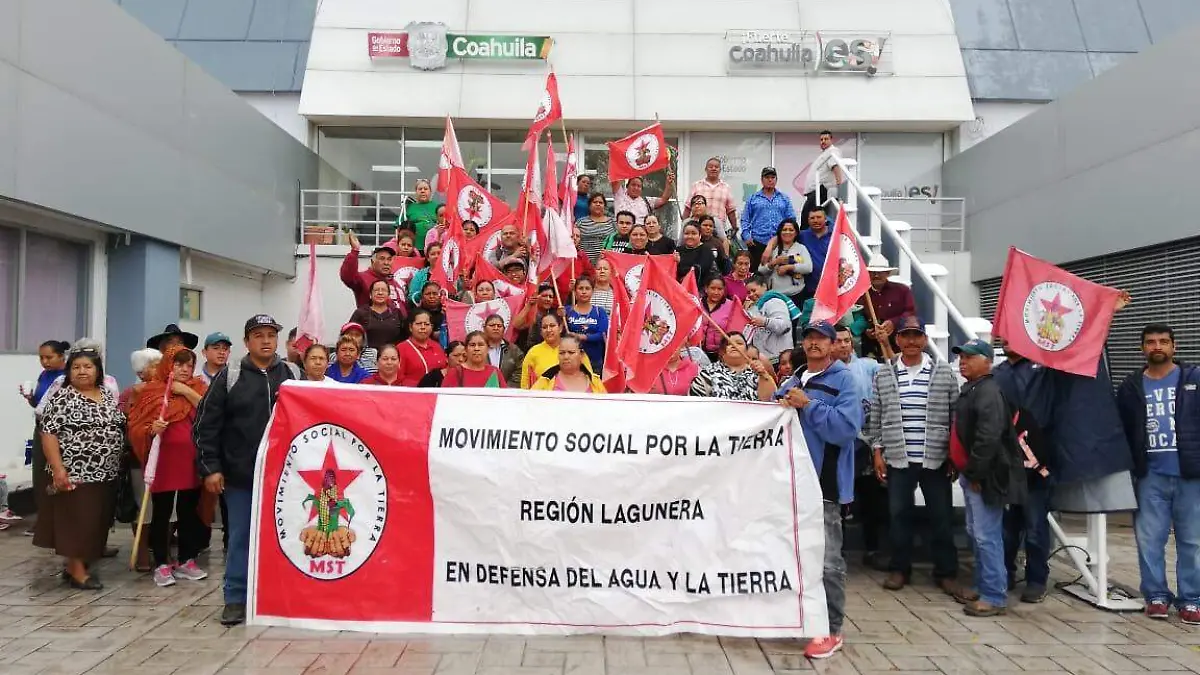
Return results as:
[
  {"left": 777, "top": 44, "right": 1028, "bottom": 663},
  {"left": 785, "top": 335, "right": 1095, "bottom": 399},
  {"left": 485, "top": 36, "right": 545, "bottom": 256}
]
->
[
  {"left": 240, "top": 93, "right": 312, "bottom": 147},
  {"left": 301, "top": 0, "right": 974, "bottom": 130},
  {"left": 262, "top": 248, "right": 362, "bottom": 347},
  {"left": 953, "top": 101, "right": 1042, "bottom": 154},
  {"left": 179, "top": 253, "right": 273, "bottom": 359}
]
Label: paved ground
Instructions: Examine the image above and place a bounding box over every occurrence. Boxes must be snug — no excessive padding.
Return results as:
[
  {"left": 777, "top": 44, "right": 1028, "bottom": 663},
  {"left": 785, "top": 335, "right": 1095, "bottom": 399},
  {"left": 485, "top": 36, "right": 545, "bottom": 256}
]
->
[{"left": 1, "top": 517, "right": 1197, "bottom": 674}]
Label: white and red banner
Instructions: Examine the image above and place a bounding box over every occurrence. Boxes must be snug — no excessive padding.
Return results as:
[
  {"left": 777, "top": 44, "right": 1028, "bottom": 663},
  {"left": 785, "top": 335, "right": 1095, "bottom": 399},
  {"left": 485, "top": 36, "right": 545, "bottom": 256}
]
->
[{"left": 249, "top": 384, "right": 828, "bottom": 637}]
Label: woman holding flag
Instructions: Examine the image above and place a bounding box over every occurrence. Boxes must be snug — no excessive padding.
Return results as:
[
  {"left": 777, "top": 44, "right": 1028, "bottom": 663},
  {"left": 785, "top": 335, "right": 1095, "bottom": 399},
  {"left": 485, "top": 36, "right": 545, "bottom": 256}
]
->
[
  {"left": 128, "top": 346, "right": 211, "bottom": 588},
  {"left": 699, "top": 275, "right": 739, "bottom": 362}
]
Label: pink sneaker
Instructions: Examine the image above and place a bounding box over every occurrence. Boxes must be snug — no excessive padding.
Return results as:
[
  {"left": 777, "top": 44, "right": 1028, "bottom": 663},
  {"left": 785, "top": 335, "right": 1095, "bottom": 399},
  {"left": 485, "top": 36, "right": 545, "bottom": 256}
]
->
[
  {"left": 152, "top": 565, "right": 176, "bottom": 587},
  {"left": 0, "top": 509, "right": 21, "bottom": 522},
  {"left": 173, "top": 560, "right": 208, "bottom": 582},
  {"left": 1145, "top": 599, "right": 1170, "bottom": 619},
  {"left": 804, "top": 635, "right": 844, "bottom": 659}
]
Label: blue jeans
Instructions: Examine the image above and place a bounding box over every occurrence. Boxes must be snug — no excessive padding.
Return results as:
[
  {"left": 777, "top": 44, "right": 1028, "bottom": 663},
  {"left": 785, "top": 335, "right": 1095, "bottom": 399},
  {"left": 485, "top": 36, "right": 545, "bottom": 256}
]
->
[
  {"left": 223, "top": 487, "right": 253, "bottom": 605},
  {"left": 822, "top": 501, "right": 846, "bottom": 635},
  {"left": 887, "top": 463, "right": 958, "bottom": 579},
  {"left": 960, "top": 476, "right": 1007, "bottom": 606},
  {"left": 1004, "top": 480, "right": 1052, "bottom": 587},
  {"left": 1134, "top": 472, "right": 1200, "bottom": 607}
]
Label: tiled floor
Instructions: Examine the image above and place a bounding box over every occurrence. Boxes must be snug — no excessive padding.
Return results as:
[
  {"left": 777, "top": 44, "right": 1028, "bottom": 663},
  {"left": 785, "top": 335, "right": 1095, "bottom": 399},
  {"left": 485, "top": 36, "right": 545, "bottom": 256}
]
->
[{"left": 1, "top": 517, "right": 1197, "bottom": 674}]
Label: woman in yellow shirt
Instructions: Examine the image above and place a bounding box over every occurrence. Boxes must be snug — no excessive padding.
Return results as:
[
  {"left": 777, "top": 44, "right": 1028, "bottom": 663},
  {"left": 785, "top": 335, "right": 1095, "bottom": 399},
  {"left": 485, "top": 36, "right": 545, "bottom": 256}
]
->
[
  {"left": 520, "top": 313, "right": 592, "bottom": 389},
  {"left": 530, "top": 335, "right": 605, "bottom": 393}
]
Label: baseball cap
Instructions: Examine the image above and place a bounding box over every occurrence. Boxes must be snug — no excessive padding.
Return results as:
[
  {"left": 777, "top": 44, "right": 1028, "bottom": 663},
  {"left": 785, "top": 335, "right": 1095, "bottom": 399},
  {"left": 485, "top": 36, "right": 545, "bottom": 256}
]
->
[
  {"left": 500, "top": 256, "right": 527, "bottom": 272},
  {"left": 204, "top": 332, "right": 232, "bottom": 348},
  {"left": 895, "top": 316, "right": 925, "bottom": 335},
  {"left": 244, "top": 314, "right": 283, "bottom": 337},
  {"left": 952, "top": 338, "right": 995, "bottom": 360},
  {"left": 761, "top": 166, "right": 778, "bottom": 177},
  {"left": 373, "top": 244, "right": 396, "bottom": 256},
  {"left": 802, "top": 320, "right": 837, "bottom": 341},
  {"left": 340, "top": 321, "right": 365, "bottom": 336}
]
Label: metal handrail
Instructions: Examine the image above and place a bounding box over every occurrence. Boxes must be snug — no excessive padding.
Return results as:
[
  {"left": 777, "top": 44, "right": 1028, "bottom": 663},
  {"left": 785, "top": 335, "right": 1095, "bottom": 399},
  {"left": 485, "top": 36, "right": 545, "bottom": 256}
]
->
[
  {"left": 879, "top": 196, "right": 966, "bottom": 253},
  {"left": 833, "top": 157, "right": 979, "bottom": 342},
  {"left": 300, "top": 189, "right": 412, "bottom": 247}
]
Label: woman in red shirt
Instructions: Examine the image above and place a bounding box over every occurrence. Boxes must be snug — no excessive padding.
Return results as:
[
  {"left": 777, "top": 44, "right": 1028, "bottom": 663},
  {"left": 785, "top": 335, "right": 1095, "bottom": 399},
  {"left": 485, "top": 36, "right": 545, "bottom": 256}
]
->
[
  {"left": 444, "top": 332, "right": 507, "bottom": 388},
  {"left": 363, "top": 344, "right": 404, "bottom": 386},
  {"left": 397, "top": 309, "right": 448, "bottom": 387}
]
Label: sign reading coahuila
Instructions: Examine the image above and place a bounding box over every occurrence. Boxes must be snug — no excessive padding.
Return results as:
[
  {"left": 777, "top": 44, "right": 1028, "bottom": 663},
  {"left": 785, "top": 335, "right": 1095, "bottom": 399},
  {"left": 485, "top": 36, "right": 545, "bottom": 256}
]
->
[{"left": 367, "top": 23, "right": 553, "bottom": 69}]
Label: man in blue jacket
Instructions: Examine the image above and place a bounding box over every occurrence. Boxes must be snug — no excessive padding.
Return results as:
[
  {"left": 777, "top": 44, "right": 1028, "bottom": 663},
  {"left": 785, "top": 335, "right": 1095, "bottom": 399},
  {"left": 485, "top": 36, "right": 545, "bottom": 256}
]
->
[
  {"left": 775, "top": 320, "right": 863, "bottom": 660},
  {"left": 1116, "top": 323, "right": 1200, "bottom": 624}
]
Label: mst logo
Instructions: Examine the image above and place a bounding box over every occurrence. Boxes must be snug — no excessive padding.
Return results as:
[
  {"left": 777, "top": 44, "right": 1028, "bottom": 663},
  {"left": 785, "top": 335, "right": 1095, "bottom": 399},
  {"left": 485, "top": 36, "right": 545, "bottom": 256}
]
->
[{"left": 275, "top": 424, "right": 387, "bottom": 580}]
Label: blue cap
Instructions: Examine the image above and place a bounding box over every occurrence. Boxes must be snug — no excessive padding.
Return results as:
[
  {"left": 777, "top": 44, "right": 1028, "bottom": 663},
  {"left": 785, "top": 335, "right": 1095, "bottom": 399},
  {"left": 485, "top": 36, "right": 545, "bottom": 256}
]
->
[
  {"left": 952, "top": 338, "right": 995, "bottom": 360},
  {"left": 204, "top": 332, "right": 232, "bottom": 348},
  {"left": 802, "top": 320, "right": 837, "bottom": 341}
]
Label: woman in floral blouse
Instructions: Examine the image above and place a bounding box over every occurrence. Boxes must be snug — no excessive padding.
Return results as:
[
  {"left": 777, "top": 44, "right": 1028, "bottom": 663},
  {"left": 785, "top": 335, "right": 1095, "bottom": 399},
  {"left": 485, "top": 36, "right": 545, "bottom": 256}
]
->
[{"left": 35, "top": 340, "right": 127, "bottom": 590}]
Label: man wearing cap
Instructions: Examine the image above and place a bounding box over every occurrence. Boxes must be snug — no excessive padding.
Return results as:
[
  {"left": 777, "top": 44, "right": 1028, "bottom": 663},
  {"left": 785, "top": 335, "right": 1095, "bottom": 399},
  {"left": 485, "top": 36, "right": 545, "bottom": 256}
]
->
[
  {"left": 685, "top": 157, "right": 738, "bottom": 240},
  {"left": 198, "top": 332, "right": 232, "bottom": 386},
  {"left": 862, "top": 254, "right": 915, "bottom": 360},
  {"left": 194, "top": 314, "right": 300, "bottom": 626},
  {"left": 866, "top": 317, "right": 960, "bottom": 594},
  {"left": 949, "top": 338, "right": 1027, "bottom": 617},
  {"left": 147, "top": 324, "right": 199, "bottom": 352},
  {"left": 340, "top": 230, "right": 404, "bottom": 309},
  {"left": 774, "top": 321, "right": 863, "bottom": 659},
  {"left": 741, "top": 167, "right": 796, "bottom": 270}
]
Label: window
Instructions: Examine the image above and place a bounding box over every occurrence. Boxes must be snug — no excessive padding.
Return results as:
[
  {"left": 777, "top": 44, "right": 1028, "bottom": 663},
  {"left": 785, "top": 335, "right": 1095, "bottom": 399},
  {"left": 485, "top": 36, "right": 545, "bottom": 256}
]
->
[
  {"left": 0, "top": 224, "right": 90, "bottom": 352},
  {"left": 180, "top": 287, "right": 203, "bottom": 322}
]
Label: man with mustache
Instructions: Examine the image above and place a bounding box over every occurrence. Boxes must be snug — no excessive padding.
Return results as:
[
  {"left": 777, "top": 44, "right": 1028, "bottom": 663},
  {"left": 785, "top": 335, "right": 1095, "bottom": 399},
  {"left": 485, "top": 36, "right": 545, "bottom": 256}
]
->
[{"left": 1117, "top": 323, "right": 1200, "bottom": 624}]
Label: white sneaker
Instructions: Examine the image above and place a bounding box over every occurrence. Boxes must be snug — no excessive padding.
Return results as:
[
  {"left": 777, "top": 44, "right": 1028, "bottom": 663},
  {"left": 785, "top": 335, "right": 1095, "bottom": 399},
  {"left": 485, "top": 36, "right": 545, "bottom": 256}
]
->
[
  {"left": 0, "top": 509, "right": 21, "bottom": 522},
  {"left": 153, "top": 565, "right": 176, "bottom": 587},
  {"left": 173, "top": 560, "right": 208, "bottom": 581}
]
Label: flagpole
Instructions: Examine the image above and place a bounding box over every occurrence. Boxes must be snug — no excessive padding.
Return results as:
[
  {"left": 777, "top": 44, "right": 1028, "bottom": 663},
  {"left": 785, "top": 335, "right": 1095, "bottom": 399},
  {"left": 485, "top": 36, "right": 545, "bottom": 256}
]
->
[
  {"left": 130, "top": 374, "right": 174, "bottom": 570},
  {"left": 697, "top": 309, "right": 777, "bottom": 388},
  {"left": 862, "top": 294, "right": 896, "bottom": 360}
]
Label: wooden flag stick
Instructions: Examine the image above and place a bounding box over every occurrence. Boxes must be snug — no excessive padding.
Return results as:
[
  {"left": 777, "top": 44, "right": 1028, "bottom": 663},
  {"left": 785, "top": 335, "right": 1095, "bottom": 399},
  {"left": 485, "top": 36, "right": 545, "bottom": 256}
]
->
[
  {"left": 863, "top": 293, "right": 896, "bottom": 360},
  {"left": 697, "top": 308, "right": 778, "bottom": 389}
]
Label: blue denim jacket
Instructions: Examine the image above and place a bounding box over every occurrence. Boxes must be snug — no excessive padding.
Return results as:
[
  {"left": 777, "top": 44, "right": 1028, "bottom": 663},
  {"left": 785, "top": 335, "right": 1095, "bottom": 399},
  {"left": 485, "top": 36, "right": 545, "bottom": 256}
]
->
[{"left": 774, "top": 359, "right": 863, "bottom": 504}]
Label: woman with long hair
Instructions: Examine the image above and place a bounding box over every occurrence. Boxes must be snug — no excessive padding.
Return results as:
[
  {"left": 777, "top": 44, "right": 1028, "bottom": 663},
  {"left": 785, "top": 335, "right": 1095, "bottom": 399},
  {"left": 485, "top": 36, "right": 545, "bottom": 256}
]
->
[
  {"left": 564, "top": 276, "right": 609, "bottom": 375},
  {"left": 675, "top": 222, "right": 718, "bottom": 287},
  {"left": 18, "top": 340, "right": 69, "bottom": 530},
  {"left": 699, "top": 275, "right": 737, "bottom": 362},
  {"left": 576, "top": 192, "right": 614, "bottom": 265},
  {"left": 417, "top": 341, "right": 466, "bottom": 387},
  {"left": 127, "top": 346, "right": 211, "bottom": 587},
  {"left": 443, "top": 331, "right": 507, "bottom": 387},
  {"left": 398, "top": 309, "right": 449, "bottom": 387},
  {"left": 530, "top": 335, "right": 606, "bottom": 393},
  {"left": 697, "top": 215, "right": 731, "bottom": 274},
  {"left": 520, "top": 312, "right": 592, "bottom": 389},
  {"left": 35, "top": 340, "right": 126, "bottom": 590},
  {"left": 350, "top": 279, "right": 408, "bottom": 351},
  {"left": 407, "top": 241, "right": 441, "bottom": 305},
  {"left": 759, "top": 217, "right": 813, "bottom": 304},
  {"left": 688, "top": 334, "right": 774, "bottom": 402}
]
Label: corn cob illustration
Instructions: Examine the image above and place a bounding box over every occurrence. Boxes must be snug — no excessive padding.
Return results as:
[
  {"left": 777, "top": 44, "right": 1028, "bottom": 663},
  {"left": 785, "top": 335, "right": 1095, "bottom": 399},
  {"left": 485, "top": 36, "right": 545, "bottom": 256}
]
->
[{"left": 302, "top": 469, "right": 355, "bottom": 535}]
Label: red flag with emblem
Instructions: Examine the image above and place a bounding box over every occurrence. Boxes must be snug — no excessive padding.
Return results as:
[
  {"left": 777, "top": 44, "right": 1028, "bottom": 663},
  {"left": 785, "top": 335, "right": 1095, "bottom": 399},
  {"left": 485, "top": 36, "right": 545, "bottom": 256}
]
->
[
  {"left": 543, "top": 139, "right": 560, "bottom": 212},
  {"left": 436, "top": 116, "right": 464, "bottom": 195},
  {"left": 992, "top": 247, "right": 1120, "bottom": 378},
  {"left": 602, "top": 300, "right": 627, "bottom": 394},
  {"left": 810, "top": 208, "right": 870, "bottom": 325},
  {"left": 522, "top": 72, "right": 562, "bottom": 151},
  {"left": 445, "top": 166, "right": 512, "bottom": 232},
  {"left": 391, "top": 255, "right": 427, "bottom": 300},
  {"left": 559, "top": 135, "right": 579, "bottom": 228},
  {"left": 616, "top": 257, "right": 702, "bottom": 393},
  {"left": 602, "top": 251, "right": 676, "bottom": 312},
  {"left": 607, "top": 123, "right": 669, "bottom": 182}
]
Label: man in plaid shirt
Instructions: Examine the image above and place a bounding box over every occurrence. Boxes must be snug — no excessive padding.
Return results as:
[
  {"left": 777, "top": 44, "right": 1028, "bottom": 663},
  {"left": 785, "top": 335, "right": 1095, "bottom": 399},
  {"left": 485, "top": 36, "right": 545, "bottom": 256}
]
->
[{"left": 685, "top": 157, "right": 739, "bottom": 241}]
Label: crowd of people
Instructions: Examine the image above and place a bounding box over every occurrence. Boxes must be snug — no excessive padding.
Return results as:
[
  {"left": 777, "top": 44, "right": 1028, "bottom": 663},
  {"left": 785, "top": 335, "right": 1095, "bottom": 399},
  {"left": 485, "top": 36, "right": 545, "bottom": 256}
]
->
[{"left": 12, "top": 140, "right": 1197, "bottom": 662}]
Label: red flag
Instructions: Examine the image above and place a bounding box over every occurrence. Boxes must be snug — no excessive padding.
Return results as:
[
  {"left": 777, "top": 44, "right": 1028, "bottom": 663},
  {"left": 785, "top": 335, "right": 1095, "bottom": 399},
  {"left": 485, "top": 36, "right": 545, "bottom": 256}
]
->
[
  {"left": 616, "top": 257, "right": 702, "bottom": 393},
  {"left": 810, "top": 208, "right": 870, "bottom": 324},
  {"left": 607, "top": 123, "right": 669, "bottom": 182},
  {"left": 992, "top": 248, "right": 1120, "bottom": 377},
  {"left": 544, "top": 140, "right": 562, "bottom": 212},
  {"left": 602, "top": 300, "right": 626, "bottom": 394},
  {"left": 602, "top": 251, "right": 676, "bottom": 310},
  {"left": 559, "top": 134, "right": 579, "bottom": 228},
  {"left": 392, "top": 255, "right": 427, "bottom": 299},
  {"left": 443, "top": 296, "right": 523, "bottom": 342},
  {"left": 682, "top": 273, "right": 704, "bottom": 347},
  {"left": 522, "top": 72, "right": 562, "bottom": 151},
  {"left": 430, "top": 217, "right": 466, "bottom": 289},
  {"left": 462, "top": 210, "right": 515, "bottom": 266},
  {"left": 446, "top": 166, "right": 512, "bottom": 231},
  {"left": 295, "top": 243, "right": 325, "bottom": 351},
  {"left": 436, "top": 116, "right": 464, "bottom": 195}
]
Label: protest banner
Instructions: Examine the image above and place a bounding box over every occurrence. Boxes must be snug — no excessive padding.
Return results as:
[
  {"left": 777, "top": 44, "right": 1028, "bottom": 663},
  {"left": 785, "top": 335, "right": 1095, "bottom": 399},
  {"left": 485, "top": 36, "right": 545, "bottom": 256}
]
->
[{"left": 248, "top": 383, "right": 829, "bottom": 637}]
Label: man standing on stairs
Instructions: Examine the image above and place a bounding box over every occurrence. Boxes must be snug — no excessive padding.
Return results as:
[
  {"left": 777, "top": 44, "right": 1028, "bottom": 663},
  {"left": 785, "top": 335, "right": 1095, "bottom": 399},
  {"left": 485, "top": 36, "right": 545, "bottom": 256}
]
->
[
  {"left": 798, "top": 207, "right": 833, "bottom": 306},
  {"left": 802, "top": 130, "right": 844, "bottom": 228},
  {"left": 862, "top": 254, "right": 915, "bottom": 360},
  {"left": 741, "top": 167, "right": 796, "bottom": 269},
  {"left": 866, "top": 316, "right": 960, "bottom": 595}
]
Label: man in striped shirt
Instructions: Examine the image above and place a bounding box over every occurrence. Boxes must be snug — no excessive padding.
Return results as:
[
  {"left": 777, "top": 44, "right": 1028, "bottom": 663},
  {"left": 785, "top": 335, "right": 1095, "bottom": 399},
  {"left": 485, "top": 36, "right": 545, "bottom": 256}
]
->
[{"left": 865, "top": 316, "right": 961, "bottom": 594}]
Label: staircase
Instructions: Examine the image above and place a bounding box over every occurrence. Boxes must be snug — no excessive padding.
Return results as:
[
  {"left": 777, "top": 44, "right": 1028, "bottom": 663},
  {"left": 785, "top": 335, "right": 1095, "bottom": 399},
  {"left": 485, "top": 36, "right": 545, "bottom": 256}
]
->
[{"left": 834, "top": 158, "right": 992, "bottom": 358}]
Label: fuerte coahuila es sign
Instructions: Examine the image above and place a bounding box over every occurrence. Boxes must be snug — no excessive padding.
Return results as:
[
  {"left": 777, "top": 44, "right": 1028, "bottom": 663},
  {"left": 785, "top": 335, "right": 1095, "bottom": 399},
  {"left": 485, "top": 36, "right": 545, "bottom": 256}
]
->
[{"left": 368, "top": 22, "right": 553, "bottom": 70}]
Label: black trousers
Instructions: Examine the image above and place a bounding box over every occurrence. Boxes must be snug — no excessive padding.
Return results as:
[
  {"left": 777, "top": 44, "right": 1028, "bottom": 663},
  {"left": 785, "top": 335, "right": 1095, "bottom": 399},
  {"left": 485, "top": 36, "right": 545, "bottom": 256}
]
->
[
  {"left": 150, "top": 488, "right": 205, "bottom": 567},
  {"left": 854, "top": 471, "right": 889, "bottom": 553}
]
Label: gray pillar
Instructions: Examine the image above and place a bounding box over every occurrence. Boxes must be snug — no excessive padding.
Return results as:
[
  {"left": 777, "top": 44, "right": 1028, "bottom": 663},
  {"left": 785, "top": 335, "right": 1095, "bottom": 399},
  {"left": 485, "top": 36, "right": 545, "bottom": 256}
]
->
[{"left": 106, "top": 238, "right": 179, "bottom": 387}]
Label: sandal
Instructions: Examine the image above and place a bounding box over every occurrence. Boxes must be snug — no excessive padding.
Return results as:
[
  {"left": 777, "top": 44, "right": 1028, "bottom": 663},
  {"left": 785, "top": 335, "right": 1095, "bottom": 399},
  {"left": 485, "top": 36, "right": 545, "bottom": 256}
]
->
[{"left": 67, "top": 575, "right": 103, "bottom": 591}]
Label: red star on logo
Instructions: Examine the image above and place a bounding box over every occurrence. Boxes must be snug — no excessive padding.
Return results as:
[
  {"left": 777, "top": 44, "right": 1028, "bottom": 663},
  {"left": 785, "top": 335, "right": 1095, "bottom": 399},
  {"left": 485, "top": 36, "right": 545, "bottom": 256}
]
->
[
  {"left": 1040, "top": 293, "right": 1073, "bottom": 320},
  {"left": 298, "top": 441, "right": 363, "bottom": 522}
]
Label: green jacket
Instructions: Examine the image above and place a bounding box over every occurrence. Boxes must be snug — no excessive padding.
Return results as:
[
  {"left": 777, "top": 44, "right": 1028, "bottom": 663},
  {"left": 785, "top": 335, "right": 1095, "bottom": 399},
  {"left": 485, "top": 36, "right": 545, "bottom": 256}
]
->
[{"left": 403, "top": 201, "right": 441, "bottom": 249}]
